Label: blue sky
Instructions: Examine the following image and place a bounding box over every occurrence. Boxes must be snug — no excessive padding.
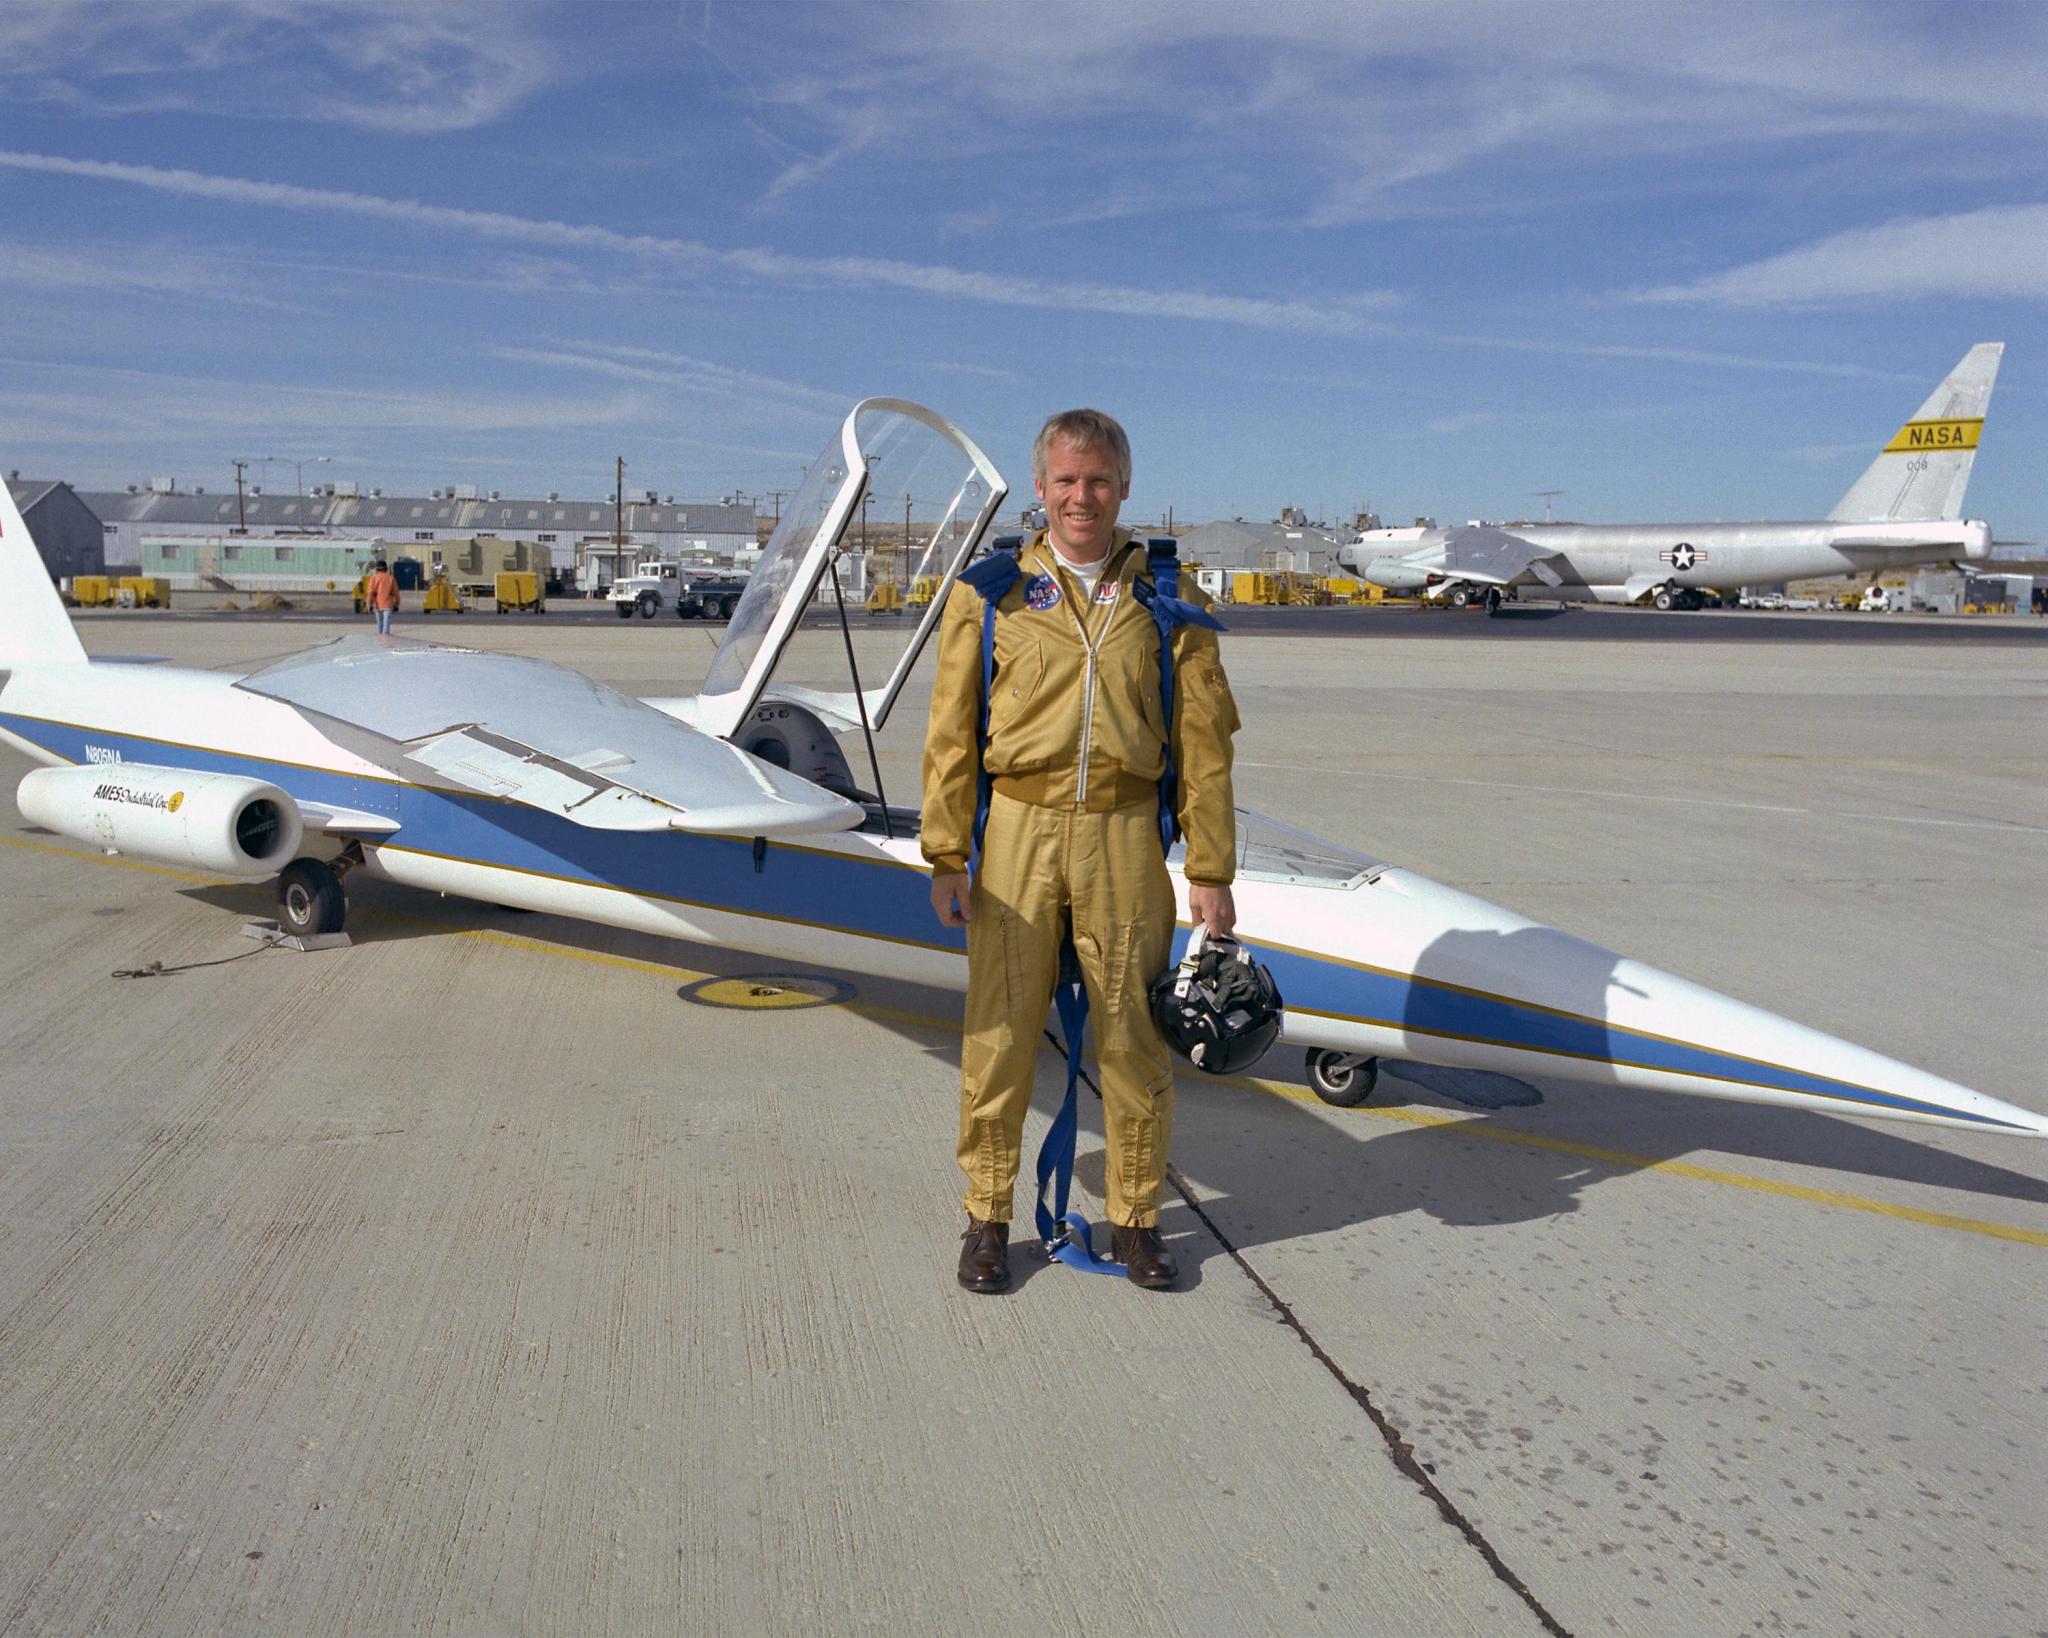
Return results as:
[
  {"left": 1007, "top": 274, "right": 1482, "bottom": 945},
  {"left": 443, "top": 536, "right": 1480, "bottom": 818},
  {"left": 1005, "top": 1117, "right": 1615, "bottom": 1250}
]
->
[{"left": 0, "top": 0, "right": 2041, "bottom": 539}]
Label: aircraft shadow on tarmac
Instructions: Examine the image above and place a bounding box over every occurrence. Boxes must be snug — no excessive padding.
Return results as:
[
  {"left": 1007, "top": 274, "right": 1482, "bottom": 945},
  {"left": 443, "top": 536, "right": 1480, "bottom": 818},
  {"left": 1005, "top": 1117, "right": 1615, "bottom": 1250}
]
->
[{"left": 177, "top": 877, "right": 2048, "bottom": 1290}]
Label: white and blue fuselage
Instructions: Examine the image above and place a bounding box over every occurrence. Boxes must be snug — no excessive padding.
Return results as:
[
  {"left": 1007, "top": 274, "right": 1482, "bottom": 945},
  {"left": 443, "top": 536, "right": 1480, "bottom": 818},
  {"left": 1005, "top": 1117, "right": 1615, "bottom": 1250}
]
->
[{"left": 2, "top": 655, "right": 2039, "bottom": 1140}]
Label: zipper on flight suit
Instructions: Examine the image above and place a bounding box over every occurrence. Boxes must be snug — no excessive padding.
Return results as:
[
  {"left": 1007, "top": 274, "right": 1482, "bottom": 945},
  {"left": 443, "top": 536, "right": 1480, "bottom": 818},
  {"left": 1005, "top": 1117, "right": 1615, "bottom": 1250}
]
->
[{"left": 1054, "top": 544, "right": 1130, "bottom": 807}]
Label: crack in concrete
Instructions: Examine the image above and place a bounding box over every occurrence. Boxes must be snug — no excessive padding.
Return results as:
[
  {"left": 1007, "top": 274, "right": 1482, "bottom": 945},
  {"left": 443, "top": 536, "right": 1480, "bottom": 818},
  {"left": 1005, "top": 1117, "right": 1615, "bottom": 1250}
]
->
[{"left": 1162, "top": 1160, "right": 1574, "bottom": 1637}]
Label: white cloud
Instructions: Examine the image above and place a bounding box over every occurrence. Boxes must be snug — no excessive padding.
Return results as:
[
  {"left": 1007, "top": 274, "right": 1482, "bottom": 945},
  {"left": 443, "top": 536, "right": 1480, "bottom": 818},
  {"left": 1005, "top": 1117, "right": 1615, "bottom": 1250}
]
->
[
  {"left": 481, "top": 342, "right": 848, "bottom": 413},
  {"left": 0, "top": 241, "right": 308, "bottom": 311},
  {"left": 1633, "top": 204, "right": 2048, "bottom": 307},
  {"left": 0, "top": 356, "right": 650, "bottom": 443},
  {"left": 0, "top": 151, "right": 1404, "bottom": 337},
  {"left": 0, "top": 0, "right": 554, "bottom": 134},
  {"left": 709, "top": 2, "right": 2048, "bottom": 226},
  {"left": 1425, "top": 411, "right": 1507, "bottom": 436}
]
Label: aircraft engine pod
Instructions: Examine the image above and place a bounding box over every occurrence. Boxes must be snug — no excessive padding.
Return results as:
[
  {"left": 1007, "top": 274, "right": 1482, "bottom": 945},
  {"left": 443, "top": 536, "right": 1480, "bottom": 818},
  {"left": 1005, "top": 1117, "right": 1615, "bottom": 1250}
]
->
[
  {"left": 1359, "top": 560, "right": 1433, "bottom": 591},
  {"left": 17, "top": 764, "right": 304, "bottom": 878}
]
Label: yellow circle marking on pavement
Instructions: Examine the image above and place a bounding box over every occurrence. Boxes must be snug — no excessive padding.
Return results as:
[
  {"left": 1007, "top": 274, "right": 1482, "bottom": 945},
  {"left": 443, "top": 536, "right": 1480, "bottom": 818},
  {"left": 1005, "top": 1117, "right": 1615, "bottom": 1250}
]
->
[{"left": 682, "top": 973, "right": 856, "bottom": 1011}]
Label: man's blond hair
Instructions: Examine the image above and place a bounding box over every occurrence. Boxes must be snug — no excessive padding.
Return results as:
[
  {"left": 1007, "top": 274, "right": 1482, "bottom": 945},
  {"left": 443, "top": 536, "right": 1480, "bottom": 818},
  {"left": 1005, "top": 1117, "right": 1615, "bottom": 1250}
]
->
[{"left": 1032, "top": 408, "right": 1131, "bottom": 488}]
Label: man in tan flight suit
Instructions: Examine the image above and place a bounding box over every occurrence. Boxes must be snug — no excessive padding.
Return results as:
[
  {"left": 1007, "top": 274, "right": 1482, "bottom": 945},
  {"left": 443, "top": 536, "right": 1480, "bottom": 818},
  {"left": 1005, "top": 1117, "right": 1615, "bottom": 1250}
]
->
[{"left": 923, "top": 409, "right": 1240, "bottom": 1292}]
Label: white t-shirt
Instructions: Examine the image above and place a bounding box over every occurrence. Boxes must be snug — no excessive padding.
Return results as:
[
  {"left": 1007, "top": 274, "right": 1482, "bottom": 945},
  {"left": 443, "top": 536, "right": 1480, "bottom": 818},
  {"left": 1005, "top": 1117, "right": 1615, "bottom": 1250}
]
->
[{"left": 1048, "top": 538, "right": 1110, "bottom": 601}]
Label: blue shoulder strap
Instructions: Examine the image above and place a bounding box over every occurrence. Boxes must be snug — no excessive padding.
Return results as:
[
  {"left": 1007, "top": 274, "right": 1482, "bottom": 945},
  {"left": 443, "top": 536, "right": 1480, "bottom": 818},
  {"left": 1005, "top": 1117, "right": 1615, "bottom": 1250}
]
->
[
  {"left": 1132, "top": 538, "right": 1225, "bottom": 854},
  {"left": 959, "top": 541, "right": 1024, "bottom": 881}
]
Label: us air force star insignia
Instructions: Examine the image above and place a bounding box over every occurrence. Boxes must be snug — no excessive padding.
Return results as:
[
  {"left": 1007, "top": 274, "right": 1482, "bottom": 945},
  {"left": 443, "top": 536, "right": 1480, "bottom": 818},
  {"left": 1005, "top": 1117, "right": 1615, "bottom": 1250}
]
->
[
  {"left": 1024, "top": 573, "right": 1062, "bottom": 611},
  {"left": 1660, "top": 543, "right": 1705, "bottom": 571}
]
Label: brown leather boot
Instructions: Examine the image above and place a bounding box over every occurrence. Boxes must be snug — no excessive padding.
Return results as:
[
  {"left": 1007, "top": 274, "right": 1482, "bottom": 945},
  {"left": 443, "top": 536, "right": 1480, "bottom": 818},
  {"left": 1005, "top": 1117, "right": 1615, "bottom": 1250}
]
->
[
  {"left": 957, "top": 1216, "right": 1011, "bottom": 1293},
  {"left": 1111, "top": 1224, "right": 1179, "bottom": 1290}
]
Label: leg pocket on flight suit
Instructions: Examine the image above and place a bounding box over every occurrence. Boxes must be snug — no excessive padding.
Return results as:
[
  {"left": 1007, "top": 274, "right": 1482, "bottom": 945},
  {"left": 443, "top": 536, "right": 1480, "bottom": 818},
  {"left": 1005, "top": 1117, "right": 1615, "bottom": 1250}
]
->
[{"left": 1096, "top": 916, "right": 1163, "bottom": 1052}]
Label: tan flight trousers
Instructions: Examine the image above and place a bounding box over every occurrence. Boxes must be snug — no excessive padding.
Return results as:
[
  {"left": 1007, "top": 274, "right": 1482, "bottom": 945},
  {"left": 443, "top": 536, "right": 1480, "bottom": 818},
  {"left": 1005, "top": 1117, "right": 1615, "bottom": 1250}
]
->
[{"left": 959, "top": 789, "right": 1178, "bottom": 1228}]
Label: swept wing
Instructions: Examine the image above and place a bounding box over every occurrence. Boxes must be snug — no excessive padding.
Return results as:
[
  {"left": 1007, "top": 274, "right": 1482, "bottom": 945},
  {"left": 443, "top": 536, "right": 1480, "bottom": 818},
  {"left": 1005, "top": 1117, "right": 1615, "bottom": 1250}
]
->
[
  {"left": 237, "top": 636, "right": 861, "bottom": 837},
  {"left": 1435, "top": 524, "right": 1563, "bottom": 587}
]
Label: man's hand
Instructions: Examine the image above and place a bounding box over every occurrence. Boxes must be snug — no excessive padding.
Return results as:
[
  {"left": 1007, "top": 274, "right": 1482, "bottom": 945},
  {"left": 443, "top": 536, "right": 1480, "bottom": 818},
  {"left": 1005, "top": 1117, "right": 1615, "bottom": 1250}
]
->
[
  {"left": 1187, "top": 882, "right": 1236, "bottom": 937},
  {"left": 931, "top": 871, "right": 973, "bottom": 928}
]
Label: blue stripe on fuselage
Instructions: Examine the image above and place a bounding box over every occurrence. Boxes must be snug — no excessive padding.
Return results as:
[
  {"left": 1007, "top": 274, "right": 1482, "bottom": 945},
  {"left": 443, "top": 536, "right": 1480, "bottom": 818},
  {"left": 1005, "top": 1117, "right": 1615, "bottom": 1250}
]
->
[
  {"left": 1, "top": 710, "right": 957, "bottom": 953},
  {"left": 3, "top": 710, "right": 2019, "bottom": 1129}
]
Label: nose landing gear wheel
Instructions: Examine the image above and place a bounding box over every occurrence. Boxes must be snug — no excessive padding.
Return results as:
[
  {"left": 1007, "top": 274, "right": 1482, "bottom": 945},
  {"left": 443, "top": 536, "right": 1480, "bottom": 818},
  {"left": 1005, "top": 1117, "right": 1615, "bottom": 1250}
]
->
[
  {"left": 277, "top": 858, "right": 347, "bottom": 938},
  {"left": 1306, "top": 1048, "right": 1380, "bottom": 1107}
]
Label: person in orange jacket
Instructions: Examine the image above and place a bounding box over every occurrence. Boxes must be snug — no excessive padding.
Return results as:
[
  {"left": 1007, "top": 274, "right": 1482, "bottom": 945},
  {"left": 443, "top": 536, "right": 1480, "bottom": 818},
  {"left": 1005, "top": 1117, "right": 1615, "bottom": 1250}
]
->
[
  {"left": 364, "top": 560, "right": 400, "bottom": 635},
  {"left": 922, "top": 409, "right": 1240, "bottom": 1294}
]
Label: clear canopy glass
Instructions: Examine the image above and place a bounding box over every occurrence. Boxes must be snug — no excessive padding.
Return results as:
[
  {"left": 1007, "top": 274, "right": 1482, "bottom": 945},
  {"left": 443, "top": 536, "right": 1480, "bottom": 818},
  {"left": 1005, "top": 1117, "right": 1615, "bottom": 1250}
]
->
[{"left": 693, "top": 399, "right": 1006, "bottom": 741}]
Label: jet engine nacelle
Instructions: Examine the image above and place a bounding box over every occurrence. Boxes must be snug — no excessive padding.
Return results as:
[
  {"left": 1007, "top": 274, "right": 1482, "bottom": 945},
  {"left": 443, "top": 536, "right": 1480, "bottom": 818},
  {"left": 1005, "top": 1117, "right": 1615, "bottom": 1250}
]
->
[
  {"left": 1359, "top": 560, "right": 1434, "bottom": 592},
  {"left": 17, "top": 764, "right": 303, "bottom": 878}
]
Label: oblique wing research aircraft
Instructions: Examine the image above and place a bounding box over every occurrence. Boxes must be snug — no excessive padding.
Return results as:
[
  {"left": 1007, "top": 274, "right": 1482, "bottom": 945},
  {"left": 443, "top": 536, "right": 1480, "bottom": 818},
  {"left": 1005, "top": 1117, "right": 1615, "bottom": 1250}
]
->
[
  {"left": 1, "top": 398, "right": 2040, "bottom": 1141},
  {"left": 1340, "top": 343, "right": 2004, "bottom": 612}
]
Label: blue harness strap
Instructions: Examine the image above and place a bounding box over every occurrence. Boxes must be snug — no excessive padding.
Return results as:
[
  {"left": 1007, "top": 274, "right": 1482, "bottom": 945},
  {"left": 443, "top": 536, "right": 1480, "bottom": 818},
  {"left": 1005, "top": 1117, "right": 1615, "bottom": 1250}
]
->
[
  {"left": 1131, "top": 538, "right": 1225, "bottom": 854},
  {"left": 958, "top": 542, "right": 1023, "bottom": 882},
  {"left": 959, "top": 535, "right": 1224, "bottom": 1274},
  {"left": 1031, "top": 942, "right": 1126, "bottom": 1274}
]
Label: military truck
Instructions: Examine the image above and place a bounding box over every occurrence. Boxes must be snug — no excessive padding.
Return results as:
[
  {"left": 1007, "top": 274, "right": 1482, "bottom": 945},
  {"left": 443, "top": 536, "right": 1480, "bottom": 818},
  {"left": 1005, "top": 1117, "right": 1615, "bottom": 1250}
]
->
[{"left": 608, "top": 560, "right": 748, "bottom": 621}]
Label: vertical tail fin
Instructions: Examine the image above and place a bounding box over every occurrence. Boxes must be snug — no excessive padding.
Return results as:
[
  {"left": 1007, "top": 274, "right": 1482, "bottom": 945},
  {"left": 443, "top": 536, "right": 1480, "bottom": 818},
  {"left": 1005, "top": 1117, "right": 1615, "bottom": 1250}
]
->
[
  {"left": 1828, "top": 343, "right": 2002, "bottom": 523},
  {"left": 0, "top": 475, "right": 89, "bottom": 666}
]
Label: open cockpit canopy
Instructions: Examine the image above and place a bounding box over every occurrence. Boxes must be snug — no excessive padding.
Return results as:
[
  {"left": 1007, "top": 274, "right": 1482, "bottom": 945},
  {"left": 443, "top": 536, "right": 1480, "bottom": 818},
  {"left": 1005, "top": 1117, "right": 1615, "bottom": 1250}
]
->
[{"left": 694, "top": 399, "right": 1007, "bottom": 742}]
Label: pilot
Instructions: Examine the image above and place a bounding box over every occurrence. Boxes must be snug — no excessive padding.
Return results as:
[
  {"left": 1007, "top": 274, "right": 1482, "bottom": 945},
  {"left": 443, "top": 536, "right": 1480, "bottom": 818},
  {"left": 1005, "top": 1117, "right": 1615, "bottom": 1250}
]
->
[{"left": 922, "top": 408, "right": 1240, "bottom": 1293}]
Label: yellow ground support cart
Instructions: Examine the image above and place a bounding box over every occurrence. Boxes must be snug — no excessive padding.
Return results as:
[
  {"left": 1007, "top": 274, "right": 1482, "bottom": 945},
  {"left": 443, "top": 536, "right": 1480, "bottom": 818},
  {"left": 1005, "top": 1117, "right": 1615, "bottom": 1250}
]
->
[
  {"left": 907, "top": 575, "right": 941, "bottom": 611},
  {"left": 118, "top": 576, "right": 171, "bottom": 608},
  {"left": 494, "top": 571, "right": 546, "bottom": 614},
  {"left": 421, "top": 573, "right": 466, "bottom": 614},
  {"left": 868, "top": 580, "right": 906, "bottom": 615},
  {"left": 70, "top": 576, "right": 115, "bottom": 608}
]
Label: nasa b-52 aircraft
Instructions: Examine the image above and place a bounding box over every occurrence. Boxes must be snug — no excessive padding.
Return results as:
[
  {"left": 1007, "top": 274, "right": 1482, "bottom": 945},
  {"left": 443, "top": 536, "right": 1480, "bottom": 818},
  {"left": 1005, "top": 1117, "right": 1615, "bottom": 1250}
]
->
[
  {"left": 2, "top": 399, "right": 2041, "bottom": 1142},
  {"left": 1341, "top": 343, "right": 2003, "bottom": 612}
]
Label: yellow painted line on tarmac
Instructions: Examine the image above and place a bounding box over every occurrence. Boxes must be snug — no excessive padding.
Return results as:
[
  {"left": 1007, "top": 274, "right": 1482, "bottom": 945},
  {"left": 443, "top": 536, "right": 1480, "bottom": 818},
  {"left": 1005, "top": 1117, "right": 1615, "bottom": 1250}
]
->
[
  {"left": 6, "top": 829, "right": 2039, "bottom": 1246},
  {"left": 0, "top": 830, "right": 227, "bottom": 885}
]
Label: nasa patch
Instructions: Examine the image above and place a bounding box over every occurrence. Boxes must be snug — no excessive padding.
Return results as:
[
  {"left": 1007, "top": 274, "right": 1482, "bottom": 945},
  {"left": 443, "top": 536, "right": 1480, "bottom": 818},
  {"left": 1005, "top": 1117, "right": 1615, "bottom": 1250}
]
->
[
  {"left": 1093, "top": 578, "right": 1120, "bottom": 605},
  {"left": 1024, "top": 574, "right": 1062, "bottom": 611}
]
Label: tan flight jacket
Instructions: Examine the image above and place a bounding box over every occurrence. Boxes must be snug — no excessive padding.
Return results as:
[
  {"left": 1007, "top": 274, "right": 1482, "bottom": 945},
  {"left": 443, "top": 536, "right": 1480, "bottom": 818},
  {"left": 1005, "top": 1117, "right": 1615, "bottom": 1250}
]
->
[{"left": 922, "top": 529, "right": 1240, "bottom": 885}]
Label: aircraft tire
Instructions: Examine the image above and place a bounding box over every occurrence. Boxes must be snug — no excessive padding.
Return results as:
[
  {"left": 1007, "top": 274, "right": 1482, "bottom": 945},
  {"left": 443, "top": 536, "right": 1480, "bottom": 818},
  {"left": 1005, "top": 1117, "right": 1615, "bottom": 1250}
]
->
[
  {"left": 1654, "top": 589, "right": 1675, "bottom": 610},
  {"left": 1305, "top": 1048, "right": 1379, "bottom": 1107},
  {"left": 277, "top": 858, "right": 346, "bottom": 939},
  {"left": 1484, "top": 587, "right": 1503, "bottom": 616},
  {"left": 1448, "top": 586, "right": 1471, "bottom": 608}
]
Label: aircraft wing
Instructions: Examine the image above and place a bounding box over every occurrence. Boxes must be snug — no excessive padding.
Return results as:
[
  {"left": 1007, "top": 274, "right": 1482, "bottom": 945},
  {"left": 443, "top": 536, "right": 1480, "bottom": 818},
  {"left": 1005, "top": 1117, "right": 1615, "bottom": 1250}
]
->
[
  {"left": 1436, "top": 525, "right": 1562, "bottom": 586},
  {"left": 236, "top": 637, "right": 863, "bottom": 838}
]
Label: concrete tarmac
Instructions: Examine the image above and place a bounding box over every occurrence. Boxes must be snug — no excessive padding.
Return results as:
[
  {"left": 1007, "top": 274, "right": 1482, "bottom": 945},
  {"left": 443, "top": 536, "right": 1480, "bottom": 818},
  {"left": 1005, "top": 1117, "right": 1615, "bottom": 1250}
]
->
[{"left": 1, "top": 615, "right": 2043, "bottom": 1636}]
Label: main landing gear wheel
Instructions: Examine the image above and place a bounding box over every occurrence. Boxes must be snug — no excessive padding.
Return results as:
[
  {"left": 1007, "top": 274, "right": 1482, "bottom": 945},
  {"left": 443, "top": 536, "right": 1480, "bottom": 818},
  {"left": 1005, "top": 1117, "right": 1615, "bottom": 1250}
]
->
[
  {"left": 1653, "top": 588, "right": 1675, "bottom": 610},
  {"left": 277, "top": 858, "right": 346, "bottom": 938},
  {"left": 1305, "top": 1048, "right": 1380, "bottom": 1107},
  {"left": 1447, "top": 586, "right": 1472, "bottom": 608},
  {"left": 1484, "top": 586, "right": 1504, "bottom": 616}
]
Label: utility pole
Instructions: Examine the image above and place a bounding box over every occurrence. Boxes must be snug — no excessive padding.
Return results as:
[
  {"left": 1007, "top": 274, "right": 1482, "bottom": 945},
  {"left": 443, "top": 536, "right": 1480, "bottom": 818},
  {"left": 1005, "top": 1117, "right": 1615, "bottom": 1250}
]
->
[
  {"left": 614, "top": 457, "right": 626, "bottom": 571},
  {"left": 766, "top": 488, "right": 791, "bottom": 527},
  {"left": 1534, "top": 489, "right": 1564, "bottom": 523},
  {"left": 904, "top": 492, "right": 913, "bottom": 587},
  {"left": 232, "top": 459, "right": 249, "bottom": 533}
]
